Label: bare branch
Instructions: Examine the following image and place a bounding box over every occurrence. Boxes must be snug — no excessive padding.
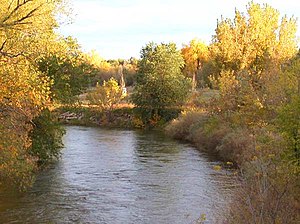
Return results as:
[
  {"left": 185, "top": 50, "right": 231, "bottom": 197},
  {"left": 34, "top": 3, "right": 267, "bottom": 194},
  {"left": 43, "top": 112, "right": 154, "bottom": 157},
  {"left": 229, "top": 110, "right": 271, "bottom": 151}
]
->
[
  {"left": 0, "top": 39, "right": 7, "bottom": 52},
  {"left": 8, "top": 0, "right": 14, "bottom": 11},
  {"left": 2, "top": 0, "right": 34, "bottom": 24},
  {"left": 0, "top": 51, "right": 24, "bottom": 58}
]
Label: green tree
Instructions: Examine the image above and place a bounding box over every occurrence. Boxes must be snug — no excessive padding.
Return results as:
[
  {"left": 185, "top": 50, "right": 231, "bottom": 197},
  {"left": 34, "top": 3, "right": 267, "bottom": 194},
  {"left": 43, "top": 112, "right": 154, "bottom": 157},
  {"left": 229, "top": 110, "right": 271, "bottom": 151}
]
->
[
  {"left": 38, "top": 37, "right": 93, "bottom": 104},
  {"left": 29, "top": 109, "right": 65, "bottom": 166},
  {"left": 131, "top": 42, "right": 191, "bottom": 123}
]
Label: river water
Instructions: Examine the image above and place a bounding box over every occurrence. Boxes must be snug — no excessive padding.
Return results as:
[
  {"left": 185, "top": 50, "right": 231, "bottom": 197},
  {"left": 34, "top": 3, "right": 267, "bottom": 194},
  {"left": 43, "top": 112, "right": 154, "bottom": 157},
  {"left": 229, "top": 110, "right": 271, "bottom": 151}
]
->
[{"left": 0, "top": 126, "right": 235, "bottom": 224}]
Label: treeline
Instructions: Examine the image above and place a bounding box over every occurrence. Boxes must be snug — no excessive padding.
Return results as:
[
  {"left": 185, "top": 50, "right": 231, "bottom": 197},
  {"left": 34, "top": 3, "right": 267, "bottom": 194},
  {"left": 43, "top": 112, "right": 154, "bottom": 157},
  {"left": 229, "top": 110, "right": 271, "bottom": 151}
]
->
[{"left": 166, "top": 2, "right": 299, "bottom": 223}]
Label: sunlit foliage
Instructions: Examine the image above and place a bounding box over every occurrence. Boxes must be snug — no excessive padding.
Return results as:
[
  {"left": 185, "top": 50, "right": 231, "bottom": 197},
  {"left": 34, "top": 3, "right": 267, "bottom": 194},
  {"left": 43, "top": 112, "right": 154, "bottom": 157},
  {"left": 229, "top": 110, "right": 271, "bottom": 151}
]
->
[
  {"left": 87, "top": 78, "right": 124, "bottom": 113},
  {"left": 0, "top": 0, "right": 68, "bottom": 190},
  {"left": 181, "top": 39, "right": 209, "bottom": 90},
  {"left": 131, "top": 42, "right": 191, "bottom": 124}
]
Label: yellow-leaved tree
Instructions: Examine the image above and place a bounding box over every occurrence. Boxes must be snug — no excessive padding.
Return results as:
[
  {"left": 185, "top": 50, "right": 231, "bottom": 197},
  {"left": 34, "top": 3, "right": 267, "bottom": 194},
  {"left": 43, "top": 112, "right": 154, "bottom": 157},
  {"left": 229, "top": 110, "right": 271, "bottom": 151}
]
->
[
  {"left": 211, "top": 1, "right": 298, "bottom": 124},
  {"left": 0, "top": 0, "right": 68, "bottom": 190},
  {"left": 181, "top": 39, "right": 209, "bottom": 90}
]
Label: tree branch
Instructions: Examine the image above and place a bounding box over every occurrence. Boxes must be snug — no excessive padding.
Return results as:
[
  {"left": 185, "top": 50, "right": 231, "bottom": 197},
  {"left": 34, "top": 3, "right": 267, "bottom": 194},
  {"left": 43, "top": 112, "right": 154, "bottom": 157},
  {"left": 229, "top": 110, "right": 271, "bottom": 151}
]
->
[
  {"left": 0, "top": 39, "right": 7, "bottom": 52},
  {"left": 1, "top": 0, "right": 42, "bottom": 29},
  {"left": 0, "top": 51, "right": 24, "bottom": 58}
]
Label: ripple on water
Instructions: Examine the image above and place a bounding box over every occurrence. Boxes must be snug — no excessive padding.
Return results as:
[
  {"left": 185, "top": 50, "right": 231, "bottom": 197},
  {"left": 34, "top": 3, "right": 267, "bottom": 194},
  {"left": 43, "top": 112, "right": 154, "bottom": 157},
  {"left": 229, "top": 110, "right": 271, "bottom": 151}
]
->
[{"left": 0, "top": 126, "right": 236, "bottom": 224}]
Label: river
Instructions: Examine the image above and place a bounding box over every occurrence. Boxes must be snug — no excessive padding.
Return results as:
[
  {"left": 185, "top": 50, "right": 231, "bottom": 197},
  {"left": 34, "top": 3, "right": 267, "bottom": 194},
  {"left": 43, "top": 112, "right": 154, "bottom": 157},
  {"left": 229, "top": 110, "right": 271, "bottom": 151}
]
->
[{"left": 0, "top": 126, "right": 236, "bottom": 224}]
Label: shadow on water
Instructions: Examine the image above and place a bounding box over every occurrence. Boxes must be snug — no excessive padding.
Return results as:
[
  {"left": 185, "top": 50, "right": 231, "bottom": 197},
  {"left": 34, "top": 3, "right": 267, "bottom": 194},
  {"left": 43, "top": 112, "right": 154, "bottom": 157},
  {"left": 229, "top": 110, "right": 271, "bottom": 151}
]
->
[{"left": 0, "top": 126, "right": 236, "bottom": 224}]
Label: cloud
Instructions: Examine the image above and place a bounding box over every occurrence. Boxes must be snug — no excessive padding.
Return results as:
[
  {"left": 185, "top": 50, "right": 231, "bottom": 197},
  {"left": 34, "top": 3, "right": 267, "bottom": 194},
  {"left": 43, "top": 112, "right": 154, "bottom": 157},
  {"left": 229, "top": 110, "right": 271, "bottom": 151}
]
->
[{"left": 58, "top": 0, "right": 300, "bottom": 59}]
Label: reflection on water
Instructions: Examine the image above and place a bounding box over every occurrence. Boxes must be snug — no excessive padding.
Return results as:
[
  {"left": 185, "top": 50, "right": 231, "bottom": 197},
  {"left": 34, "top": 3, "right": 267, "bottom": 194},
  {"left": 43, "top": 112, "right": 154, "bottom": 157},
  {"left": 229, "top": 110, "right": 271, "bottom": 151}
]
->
[{"left": 0, "top": 126, "right": 236, "bottom": 224}]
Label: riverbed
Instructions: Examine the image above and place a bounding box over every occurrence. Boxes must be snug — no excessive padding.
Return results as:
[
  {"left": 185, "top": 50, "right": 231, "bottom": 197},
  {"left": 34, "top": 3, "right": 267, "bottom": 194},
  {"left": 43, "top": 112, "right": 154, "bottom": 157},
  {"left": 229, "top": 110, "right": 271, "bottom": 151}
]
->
[{"left": 0, "top": 126, "right": 236, "bottom": 223}]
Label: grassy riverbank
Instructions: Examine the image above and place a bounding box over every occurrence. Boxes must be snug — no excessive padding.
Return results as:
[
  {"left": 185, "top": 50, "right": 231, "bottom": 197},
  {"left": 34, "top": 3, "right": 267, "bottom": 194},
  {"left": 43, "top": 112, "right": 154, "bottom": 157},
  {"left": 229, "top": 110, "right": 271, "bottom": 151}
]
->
[
  {"left": 55, "top": 106, "right": 134, "bottom": 128},
  {"left": 54, "top": 104, "right": 181, "bottom": 130},
  {"left": 165, "top": 89, "right": 300, "bottom": 223}
]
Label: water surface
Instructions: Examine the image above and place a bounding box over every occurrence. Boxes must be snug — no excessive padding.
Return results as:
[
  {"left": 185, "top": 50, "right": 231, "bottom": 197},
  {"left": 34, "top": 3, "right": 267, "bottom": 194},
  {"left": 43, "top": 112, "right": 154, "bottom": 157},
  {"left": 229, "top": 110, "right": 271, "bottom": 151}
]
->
[{"left": 0, "top": 126, "right": 235, "bottom": 223}]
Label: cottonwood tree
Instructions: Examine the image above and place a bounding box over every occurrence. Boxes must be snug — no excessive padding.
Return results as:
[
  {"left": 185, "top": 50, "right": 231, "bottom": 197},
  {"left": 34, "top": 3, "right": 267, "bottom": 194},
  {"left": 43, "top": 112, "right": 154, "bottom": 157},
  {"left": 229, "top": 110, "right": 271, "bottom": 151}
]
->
[
  {"left": 131, "top": 42, "right": 191, "bottom": 124},
  {"left": 210, "top": 2, "right": 298, "bottom": 123},
  {"left": 0, "top": 0, "right": 68, "bottom": 190},
  {"left": 181, "top": 39, "right": 209, "bottom": 90}
]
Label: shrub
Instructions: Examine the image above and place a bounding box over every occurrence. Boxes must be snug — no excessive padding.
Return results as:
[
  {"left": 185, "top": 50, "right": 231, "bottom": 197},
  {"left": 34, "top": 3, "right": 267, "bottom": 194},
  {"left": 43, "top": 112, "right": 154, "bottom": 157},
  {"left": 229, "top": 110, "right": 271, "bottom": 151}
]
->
[
  {"left": 165, "top": 110, "right": 207, "bottom": 140},
  {"left": 29, "top": 109, "right": 65, "bottom": 166},
  {"left": 87, "top": 78, "right": 124, "bottom": 120}
]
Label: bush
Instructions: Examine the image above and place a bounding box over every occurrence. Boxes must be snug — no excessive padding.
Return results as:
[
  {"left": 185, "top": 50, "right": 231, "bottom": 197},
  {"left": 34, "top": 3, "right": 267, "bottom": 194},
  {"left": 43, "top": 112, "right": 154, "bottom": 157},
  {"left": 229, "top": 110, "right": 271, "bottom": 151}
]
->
[
  {"left": 226, "top": 145, "right": 300, "bottom": 223},
  {"left": 165, "top": 110, "right": 207, "bottom": 140},
  {"left": 29, "top": 109, "right": 65, "bottom": 166},
  {"left": 87, "top": 78, "right": 124, "bottom": 120},
  {"left": 216, "top": 128, "right": 254, "bottom": 165}
]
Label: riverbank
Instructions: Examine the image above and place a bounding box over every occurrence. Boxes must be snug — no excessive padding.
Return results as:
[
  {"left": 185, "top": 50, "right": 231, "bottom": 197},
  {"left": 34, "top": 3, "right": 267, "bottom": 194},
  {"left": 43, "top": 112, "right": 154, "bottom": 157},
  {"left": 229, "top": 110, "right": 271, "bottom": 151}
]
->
[
  {"left": 164, "top": 105, "right": 300, "bottom": 223},
  {"left": 55, "top": 106, "right": 135, "bottom": 128},
  {"left": 54, "top": 104, "right": 182, "bottom": 130}
]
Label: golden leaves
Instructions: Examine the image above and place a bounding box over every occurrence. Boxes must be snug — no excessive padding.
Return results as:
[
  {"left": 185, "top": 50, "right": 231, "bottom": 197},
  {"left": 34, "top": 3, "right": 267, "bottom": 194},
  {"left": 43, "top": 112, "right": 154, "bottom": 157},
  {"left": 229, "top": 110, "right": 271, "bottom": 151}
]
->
[
  {"left": 0, "top": 0, "right": 68, "bottom": 190},
  {"left": 212, "top": 2, "right": 297, "bottom": 71}
]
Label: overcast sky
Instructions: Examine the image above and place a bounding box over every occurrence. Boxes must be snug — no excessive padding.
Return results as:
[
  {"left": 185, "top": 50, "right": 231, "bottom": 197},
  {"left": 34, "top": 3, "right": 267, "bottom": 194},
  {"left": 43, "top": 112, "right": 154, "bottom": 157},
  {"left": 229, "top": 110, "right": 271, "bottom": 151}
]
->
[{"left": 58, "top": 0, "right": 300, "bottom": 59}]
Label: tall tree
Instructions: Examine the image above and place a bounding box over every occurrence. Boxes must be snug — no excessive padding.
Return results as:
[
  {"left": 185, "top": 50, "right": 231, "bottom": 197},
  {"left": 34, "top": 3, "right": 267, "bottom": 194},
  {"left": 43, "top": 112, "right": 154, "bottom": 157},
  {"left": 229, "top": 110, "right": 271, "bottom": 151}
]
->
[
  {"left": 210, "top": 2, "right": 298, "bottom": 121},
  {"left": 212, "top": 2, "right": 297, "bottom": 73},
  {"left": 131, "top": 42, "right": 191, "bottom": 123},
  {"left": 181, "top": 39, "right": 209, "bottom": 90},
  {"left": 38, "top": 37, "right": 92, "bottom": 104},
  {"left": 0, "top": 0, "right": 68, "bottom": 190}
]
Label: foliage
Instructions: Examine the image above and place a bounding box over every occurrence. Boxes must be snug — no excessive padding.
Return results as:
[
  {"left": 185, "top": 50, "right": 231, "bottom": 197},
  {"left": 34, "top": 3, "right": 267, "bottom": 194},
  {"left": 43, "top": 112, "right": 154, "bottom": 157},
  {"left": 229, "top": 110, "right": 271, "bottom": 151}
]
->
[
  {"left": 181, "top": 39, "right": 209, "bottom": 89},
  {"left": 0, "top": 0, "right": 68, "bottom": 190},
  {"left": 167, "top": 2, "right": 299, "bottom": 222},
  {"left": 277, "top": 96, "right": 300, "bottom": 164},
  {"left": 38, "top": 37, "right": 93, "bottom": 104},
  {"left": 86, "top": 56, "right": 138, "bottom": 87},
  {"left": 87, "top": 78, "right": 124, "bottom": 114},
  {"left": 208, "top": 2, "right": 298, "bottom": 129},
  {"left": 29, "top": 109, "right": 65, "bottom": 166},
  {"left": 226, "top": 130, "right": 299, "bottom": 224},
  {"left": 211, "top": 2, "right": 297, "bottom": 73},
  {"left": 131, "top": 42, "right": 191, "bottom": 124}
]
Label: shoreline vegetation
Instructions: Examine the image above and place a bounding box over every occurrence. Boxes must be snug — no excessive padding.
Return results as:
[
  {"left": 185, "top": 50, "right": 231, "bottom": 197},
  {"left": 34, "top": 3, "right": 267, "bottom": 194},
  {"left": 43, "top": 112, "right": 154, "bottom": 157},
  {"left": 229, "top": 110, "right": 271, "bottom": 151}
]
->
[{"left": 1, "top": 1, "right": 299, "bottom": 223}]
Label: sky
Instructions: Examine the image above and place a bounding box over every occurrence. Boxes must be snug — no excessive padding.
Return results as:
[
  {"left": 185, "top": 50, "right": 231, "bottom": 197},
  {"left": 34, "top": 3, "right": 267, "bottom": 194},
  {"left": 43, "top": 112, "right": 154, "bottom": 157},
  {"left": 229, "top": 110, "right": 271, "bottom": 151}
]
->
[{"left": 58, "top": 0, "right": 300, "bottom": 60}]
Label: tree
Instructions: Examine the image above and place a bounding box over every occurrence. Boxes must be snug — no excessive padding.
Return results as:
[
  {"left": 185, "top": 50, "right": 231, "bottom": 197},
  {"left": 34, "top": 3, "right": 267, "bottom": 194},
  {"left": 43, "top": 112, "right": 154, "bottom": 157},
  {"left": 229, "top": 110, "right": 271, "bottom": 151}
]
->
[
  {"left": 29, "top": 109, "right": 65, "bottom": 166},
  {"left": 211, "top": 2, "right": 297, "bottom": 74},
  {"left": 87, "top": 78, "right": 124, "bottom": 120},
  {"left": 131, "top": 42, "right": 191, "bottom": 123},
  {"left": 38, "top": 37, "right": 92, "bottom": 104},
  {"left": 87, "top": 78, "right": 123, "bottom": 111},
  {"left": 208, "top": 4, "right": 300, "bottom": 222},
  {"left": 210, "top": 2, "right": 298, "bottom": 124},
  {"left": 0, "top": 0, "right": 68, "bottom": 190},
  {"left": 181, "top": 39, "right": 209, "bottom": 90}
]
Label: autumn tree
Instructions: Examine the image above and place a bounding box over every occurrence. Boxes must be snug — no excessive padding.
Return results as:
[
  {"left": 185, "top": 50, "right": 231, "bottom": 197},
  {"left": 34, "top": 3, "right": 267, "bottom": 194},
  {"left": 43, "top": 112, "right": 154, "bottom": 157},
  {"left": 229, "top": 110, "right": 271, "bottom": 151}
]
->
[
  {"left": 210, "top": 2, "right": 298, "bottom": 123},
  {"left": 181, "top": 39, "right": 209, "bottom": 90},
  {"left": 87, "top": 78, "right": 124, "bottom": 111},
  {"left": 131, "top": 42, "right": 191, "bottom": 123},
  {"left": 212, "top": 2, "right": 297, "bottom": 73},
  {"left": 38, "top": 37, "right": 93, "bottom": 104},
  {"left": 0, "top": 0, "right": 68, "bottom": 190},
  {"left": 209, "top": 3, "right": 299, "bottom": 222}
]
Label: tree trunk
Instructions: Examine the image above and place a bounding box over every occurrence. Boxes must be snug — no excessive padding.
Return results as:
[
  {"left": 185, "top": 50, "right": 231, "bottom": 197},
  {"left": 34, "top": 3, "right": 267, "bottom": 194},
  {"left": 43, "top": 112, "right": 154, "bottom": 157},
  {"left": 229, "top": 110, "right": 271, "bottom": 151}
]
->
[
  {"left": 192, "top": 72, "right": 197, "bottom": 91},
  {"left": 298, "top": 77, "right": 300, "bottom": 96},
  {"left": 118, "top": 64, "right": 125, "bottom": 88}
]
